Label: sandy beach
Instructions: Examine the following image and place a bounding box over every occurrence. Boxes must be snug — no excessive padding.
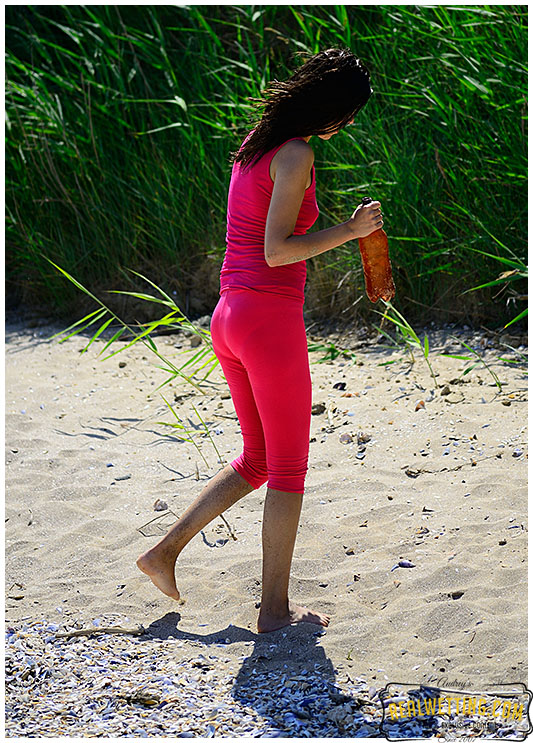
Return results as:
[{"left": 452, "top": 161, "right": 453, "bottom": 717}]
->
[{"left": 5, "top": 312, "right": 528, "bottom": 736}]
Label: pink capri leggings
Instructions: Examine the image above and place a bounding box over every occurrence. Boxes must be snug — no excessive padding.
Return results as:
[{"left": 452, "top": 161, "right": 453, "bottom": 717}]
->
[{"left": 210, "top": 288, "right": 312, "bottom": 494}]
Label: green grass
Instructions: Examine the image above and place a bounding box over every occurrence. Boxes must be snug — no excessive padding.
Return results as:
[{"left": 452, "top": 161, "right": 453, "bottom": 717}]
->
[
  {"left": 6, "top": 6, "right": 527, "bottom": 328},
  {"left": 44, "top": 260, "right": 526, "bottom": 411},
  {"left": 375, "top": 301, "right": 440, "bottom": 388},
  {"left": 44, "top": 259, "right": 219, "bottom": 393}
]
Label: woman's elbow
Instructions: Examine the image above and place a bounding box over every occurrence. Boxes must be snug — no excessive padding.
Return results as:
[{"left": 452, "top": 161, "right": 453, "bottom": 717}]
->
[{"left": 264, "top": 243, "right": 280, "bottom": 268}]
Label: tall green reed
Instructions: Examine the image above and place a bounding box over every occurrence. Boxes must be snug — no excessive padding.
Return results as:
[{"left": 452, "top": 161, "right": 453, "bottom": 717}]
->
[{"left": 6, "top": 6, "right": 527, "bottom": 327}]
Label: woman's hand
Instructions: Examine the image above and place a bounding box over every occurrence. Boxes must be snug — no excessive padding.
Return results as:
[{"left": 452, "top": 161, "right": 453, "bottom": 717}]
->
[{"left": 347, "top": 200, "right": 384, "bottom": 239}]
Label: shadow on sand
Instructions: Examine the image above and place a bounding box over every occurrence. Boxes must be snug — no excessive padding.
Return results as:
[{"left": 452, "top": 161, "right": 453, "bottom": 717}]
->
[{"left": 141, "top": 611, "right": 364, "bottom": 736}]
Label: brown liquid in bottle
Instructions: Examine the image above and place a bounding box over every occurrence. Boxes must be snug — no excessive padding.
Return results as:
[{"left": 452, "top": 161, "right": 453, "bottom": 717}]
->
[{"left": 358, "top": 196, "right": 396, "bottom": 303}]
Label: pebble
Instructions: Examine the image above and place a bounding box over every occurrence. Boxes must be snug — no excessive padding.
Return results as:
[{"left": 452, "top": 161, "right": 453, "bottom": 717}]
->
[{"left": 391, "top": 560, "right": 416, "bottom": 571}]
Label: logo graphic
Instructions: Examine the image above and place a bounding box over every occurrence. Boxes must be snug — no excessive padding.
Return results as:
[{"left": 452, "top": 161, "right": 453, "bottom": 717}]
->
[{"left": 378, "top": 682, "right": 532, "bottom": 740}]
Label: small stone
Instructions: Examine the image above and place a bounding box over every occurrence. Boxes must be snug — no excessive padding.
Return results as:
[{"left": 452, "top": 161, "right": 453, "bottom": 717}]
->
[
  {"left": 446, "top": 392, "right": 465, "bottom": 404},
  {"left": 118, "top": 361, "right": 126, "bottom": 368},
  {"left": 414, "top": 400, "right": 425, "bottom": 411},
  {"left": 311, "top": 402, "right": 326, "bottom": 415}
]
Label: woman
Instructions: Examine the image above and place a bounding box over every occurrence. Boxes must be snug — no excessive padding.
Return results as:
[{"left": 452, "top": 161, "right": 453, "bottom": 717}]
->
[{"left": 137, "top": 47, "right": 384, "bottom": 634}]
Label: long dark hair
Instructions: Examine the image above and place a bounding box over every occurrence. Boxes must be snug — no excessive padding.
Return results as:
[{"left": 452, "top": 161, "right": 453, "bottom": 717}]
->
[{"left": 229, "top": 47, "right": 373, "bottom": 172}]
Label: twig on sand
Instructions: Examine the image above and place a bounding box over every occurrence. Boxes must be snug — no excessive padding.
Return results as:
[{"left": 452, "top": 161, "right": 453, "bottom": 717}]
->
[
  {"left": 55, "top": 625, "right": 146, "bottom": 640},
  {"left": 220, "top": 514, "right": 237, "bottom": 540},
  {"left": 402, "top": 452, "right": 505, "bottom": 478}
]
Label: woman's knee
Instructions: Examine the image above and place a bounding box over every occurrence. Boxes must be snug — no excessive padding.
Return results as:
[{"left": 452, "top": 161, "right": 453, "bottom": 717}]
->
[
  {"left": 267, "top": 472, "right": 307, "bottom": 494},
  {"left": 230, "top": 454, "right": 268, "bottom": 490}
]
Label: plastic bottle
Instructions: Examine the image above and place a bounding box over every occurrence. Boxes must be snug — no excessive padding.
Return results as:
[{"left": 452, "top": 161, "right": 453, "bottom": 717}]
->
[{"left": 358, "top": 196, "right": 396, "bottom": 303}]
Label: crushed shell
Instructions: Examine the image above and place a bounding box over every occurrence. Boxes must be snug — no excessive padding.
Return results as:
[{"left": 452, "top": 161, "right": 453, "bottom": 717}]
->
[{"left": 5, "top": 617, "right": 527, "bottom": 738}]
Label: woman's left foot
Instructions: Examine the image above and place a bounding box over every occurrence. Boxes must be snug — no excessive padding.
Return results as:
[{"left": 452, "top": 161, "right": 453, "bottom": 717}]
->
[{"left": 136, "top": 544, "right": 183, "bottom": 602}]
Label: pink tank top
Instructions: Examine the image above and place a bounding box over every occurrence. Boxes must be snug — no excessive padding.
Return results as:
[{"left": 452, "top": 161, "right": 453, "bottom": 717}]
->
[{"left": 220, "top": 130, "right": 320, "bottom": 301}]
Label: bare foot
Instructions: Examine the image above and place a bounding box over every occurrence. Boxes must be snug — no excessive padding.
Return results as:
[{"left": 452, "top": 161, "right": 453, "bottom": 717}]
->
[
  {"left": 136, "top": 545, "right": 183, "bottom": 602},
  {"left": 257, "top": 600, "right": 330, "bottom": 633}
]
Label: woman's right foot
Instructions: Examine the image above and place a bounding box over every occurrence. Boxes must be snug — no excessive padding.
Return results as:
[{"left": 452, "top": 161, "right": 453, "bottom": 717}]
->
[
  {"left": 257, "top": 600, "right": 330, "bottom": 633},
  {"left": 136, "top": 545, "right": 182, "bottom": 602}
]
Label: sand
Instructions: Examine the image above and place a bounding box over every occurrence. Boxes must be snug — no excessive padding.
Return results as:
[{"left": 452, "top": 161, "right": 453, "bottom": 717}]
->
[{"left": 5, "top": 313, "right": 528, "bottom": 693}]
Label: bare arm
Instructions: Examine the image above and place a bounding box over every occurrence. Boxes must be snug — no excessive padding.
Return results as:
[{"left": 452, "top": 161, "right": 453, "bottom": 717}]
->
[
  {"left": 264, "top": 140, "right": 355, "bottom": 267},
  {"left": 269, "top": 221, "right": 356, "bottom": 266},
  {"left": 264, "top": 140, "right": 382, "bottom": 267}
]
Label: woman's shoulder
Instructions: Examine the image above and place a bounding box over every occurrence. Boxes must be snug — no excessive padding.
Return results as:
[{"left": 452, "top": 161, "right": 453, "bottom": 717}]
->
[
  {"left": 270, "top": 138, "right": 314, "bottom": 179},
  {"left": 275, "top": 137, "right": 314, "bottom": 159}
]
